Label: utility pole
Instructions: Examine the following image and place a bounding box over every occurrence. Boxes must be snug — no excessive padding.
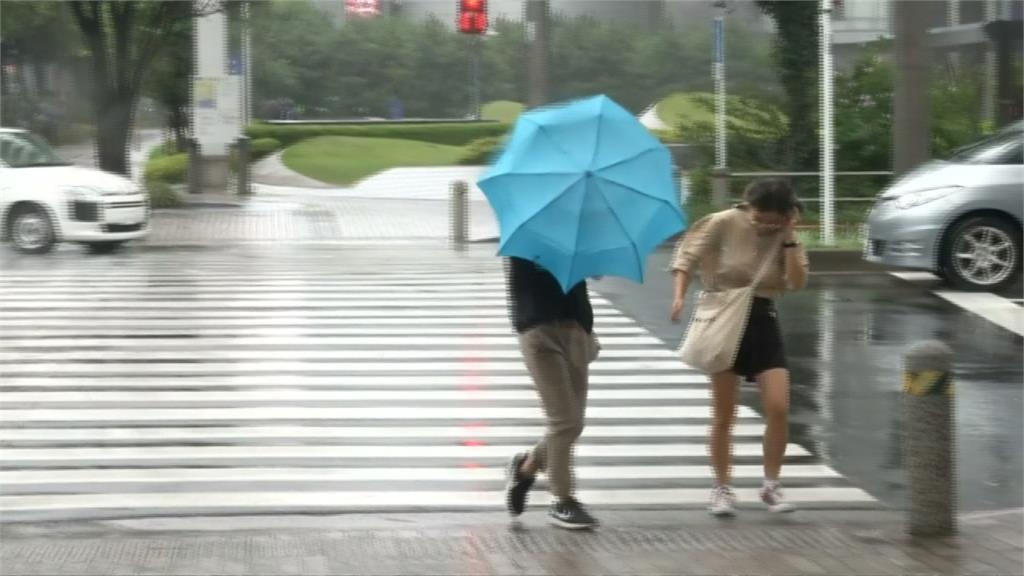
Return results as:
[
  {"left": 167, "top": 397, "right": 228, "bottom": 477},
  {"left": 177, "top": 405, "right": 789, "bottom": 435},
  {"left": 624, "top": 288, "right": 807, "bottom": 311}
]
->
[
  {"left": 819, "top": 0, "right": 835, "bottom": 247},
  {"left": 892, "top": 0, "right": 931, "bottom": 176},
  {"left": 526, "top": 0, "right": 549, "bottom": 108},
  {"left": 712, "top": 1, "right": 727, "bottom": 170}
]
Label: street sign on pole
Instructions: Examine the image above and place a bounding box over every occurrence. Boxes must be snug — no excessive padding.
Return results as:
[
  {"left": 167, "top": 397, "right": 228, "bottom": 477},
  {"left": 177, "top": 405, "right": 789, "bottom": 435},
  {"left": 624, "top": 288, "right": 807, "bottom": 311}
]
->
[
  {"left": 820, "top": 0, "right": 836, "bottom": 246},
  {"left": 712, "top": 10, "right": 727, "bottom": 169}
]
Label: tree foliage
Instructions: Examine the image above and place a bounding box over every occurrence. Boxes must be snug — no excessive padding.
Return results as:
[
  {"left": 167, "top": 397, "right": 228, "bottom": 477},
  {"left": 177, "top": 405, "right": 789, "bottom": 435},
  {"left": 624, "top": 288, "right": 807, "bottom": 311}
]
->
[
  {"left": 755, "top": 0, "right": 820, "bottom": 170},
  {"left": 67, "top": 1, "right": 213, "bottom": 174},
  {"left": 249, "top": 1, "right": 780, "bottom": 120}
]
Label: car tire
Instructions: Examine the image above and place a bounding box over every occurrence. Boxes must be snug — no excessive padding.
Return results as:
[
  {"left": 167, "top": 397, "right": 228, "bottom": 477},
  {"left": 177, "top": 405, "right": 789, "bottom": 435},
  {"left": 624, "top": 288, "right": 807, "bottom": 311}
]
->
[
  {"left": 84, "top": 241, "right": 124, "bottom": 255},
  {"left": 942, "top": 216, "right": 1022, "bottom": 292},
  {"left": 8, "top": 205, "right": 56, "bottom": 255}
]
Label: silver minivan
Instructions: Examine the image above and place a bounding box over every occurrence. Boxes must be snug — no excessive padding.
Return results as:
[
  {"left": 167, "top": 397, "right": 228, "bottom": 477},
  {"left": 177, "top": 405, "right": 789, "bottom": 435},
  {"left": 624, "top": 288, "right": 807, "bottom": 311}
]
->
[{"left": 864, "top": 122, "right": 1023, "bottom": 292}]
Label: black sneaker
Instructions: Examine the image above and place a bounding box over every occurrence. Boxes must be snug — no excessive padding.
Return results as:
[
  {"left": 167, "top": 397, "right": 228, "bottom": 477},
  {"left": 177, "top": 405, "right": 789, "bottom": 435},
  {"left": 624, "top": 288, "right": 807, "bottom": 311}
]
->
[
  {"left": 548, "top": 497, "right": 598, "bottom": 530},
  {"left": 505, "top": 452, "right": 535, "bottom": 516}
]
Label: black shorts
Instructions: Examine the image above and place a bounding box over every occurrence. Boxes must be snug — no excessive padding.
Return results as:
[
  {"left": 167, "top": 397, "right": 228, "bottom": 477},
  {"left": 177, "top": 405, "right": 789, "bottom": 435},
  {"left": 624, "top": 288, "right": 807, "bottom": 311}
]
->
[{"left": 733, "top": 297, "right": 788, "bottom": 382}]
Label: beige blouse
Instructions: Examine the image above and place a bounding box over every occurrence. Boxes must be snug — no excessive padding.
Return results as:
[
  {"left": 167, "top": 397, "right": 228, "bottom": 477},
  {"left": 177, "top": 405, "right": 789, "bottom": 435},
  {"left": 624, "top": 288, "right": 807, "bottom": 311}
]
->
[{"left": 670, "top": 205, "right": 810, "bottom": 298}]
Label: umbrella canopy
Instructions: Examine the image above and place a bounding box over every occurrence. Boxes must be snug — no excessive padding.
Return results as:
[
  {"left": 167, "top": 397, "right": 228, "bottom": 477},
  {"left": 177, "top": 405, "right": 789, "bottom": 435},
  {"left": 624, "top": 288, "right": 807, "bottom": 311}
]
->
[{"left": 478, "top": 94, "right": 687, "bottom": 292}]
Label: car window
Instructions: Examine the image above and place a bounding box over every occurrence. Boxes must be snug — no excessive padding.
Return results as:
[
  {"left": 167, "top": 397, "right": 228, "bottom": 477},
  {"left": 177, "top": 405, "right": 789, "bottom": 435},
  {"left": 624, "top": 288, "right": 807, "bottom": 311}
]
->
[
  {"left": 949, "top": 132, "right": 1024, "bottom": 165},
  {"left": 0, "top": 132, "right": 69, "bottom": 168}
]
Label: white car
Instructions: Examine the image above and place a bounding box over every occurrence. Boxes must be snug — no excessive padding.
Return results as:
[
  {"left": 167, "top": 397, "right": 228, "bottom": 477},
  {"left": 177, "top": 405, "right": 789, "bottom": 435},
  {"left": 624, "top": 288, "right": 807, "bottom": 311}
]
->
[{"left": 0, "top": 127, "right": 150, "bottom": 254}]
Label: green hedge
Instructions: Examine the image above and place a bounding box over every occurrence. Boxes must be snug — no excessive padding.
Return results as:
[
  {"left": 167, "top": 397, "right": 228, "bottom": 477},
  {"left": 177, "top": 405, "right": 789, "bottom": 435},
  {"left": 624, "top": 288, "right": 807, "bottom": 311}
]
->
[
  {"left": 251, "top": 137, "right": 281, "bottom": 160},
  {"left": 246, "top": 122, "right": 511, "bottom": 148},
  {"left": 144, "top": 153, "right": 188, "bottom": 184},
  {"left": 456, "top": 130, "right": 682, "bottom": 166},
  {"left": 146, "top": 180, "right": 183, "bottom": 209},
  {"left": 148, "top": 142, "right": 178, "bottom": 161},
  {"left": 457, "top": 136, "right": 505, "bottom": 166}
]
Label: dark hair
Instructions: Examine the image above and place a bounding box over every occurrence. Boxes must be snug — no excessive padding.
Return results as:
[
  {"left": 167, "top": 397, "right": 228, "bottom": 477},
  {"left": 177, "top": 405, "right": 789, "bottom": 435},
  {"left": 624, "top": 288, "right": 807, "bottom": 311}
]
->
[{"left": 742, "top": 179, "right": 803, "bottom": 215}]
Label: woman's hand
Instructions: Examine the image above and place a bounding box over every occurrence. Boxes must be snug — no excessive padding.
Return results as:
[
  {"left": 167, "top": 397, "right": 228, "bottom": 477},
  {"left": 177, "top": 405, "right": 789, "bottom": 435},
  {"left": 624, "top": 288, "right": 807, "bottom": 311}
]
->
[
  {"left": 783, "top": 208, "right": 801, "bottom": 243},
  {"left": 670, "top": 297, "right": 685, "bottom": 323}
]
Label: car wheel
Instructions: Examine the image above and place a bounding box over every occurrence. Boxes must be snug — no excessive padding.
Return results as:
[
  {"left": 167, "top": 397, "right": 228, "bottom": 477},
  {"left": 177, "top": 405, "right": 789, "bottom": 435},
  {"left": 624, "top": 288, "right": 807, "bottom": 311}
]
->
[
  {"left": 85, "top": 241, "right": 124, "bottom": 254},
  {"left": 9, "top": 205, "right": 56, "bottom": 255},
  {"left": 942, "top": 216, "right": 1022, "bottom": 292}
]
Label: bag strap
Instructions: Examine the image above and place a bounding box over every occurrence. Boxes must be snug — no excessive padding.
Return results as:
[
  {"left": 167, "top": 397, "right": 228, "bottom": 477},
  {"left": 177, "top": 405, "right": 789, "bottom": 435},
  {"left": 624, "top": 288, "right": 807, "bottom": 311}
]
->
[{"left": 750, "top": 238, "right": 783, "bottom": 289}]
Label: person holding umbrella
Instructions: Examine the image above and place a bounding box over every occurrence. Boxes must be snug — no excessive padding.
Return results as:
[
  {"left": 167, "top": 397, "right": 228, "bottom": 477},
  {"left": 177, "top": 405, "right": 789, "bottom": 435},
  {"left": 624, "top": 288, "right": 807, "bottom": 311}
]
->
[
  {"left": 502, "top": 256, "right": 601, "bottom": 530},
  {"left": 669, "top": 179, "right": 809, "bottom": 517},
  {"left": 478, "top": 95, "right": 687, "bottom": 529}
]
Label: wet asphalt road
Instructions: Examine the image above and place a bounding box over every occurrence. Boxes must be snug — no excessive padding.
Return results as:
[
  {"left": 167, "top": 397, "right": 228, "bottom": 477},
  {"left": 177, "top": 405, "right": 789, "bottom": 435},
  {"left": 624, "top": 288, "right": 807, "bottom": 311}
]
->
[{"left": 591, "top": 246, "right": 1023, "bottom": 512}]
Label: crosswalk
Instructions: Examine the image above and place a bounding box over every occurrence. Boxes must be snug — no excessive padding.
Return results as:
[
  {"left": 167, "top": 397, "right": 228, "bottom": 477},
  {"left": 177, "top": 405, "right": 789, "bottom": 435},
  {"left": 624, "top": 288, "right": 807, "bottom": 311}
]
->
[{"left": 0, "top": 250, "right": 877, "bottom": 521}]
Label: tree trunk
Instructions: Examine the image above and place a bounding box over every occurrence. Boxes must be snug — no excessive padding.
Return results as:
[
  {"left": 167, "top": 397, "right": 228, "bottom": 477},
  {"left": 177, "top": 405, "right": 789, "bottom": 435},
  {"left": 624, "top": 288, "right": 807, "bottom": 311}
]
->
[
  {"left": 95, "top": 90, "right": 134, "bottom": 175},
  {"left": 171, "top": 105, "right": 189, "bottom": 152}
]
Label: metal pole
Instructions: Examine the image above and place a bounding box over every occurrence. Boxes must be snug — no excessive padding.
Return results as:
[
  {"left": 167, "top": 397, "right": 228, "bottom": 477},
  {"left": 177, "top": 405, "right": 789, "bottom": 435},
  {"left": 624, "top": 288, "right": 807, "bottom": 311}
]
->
[
  {"left": 237, "top": 136, "right": 250, "bottom": 196},
  {"left": 526, "top": 0, "right": 549, "bottom": 108},
  {"left": 946, "top": 0, "right": 961, "bottom": 73},
  {"left": 903, "top": 340, "right": 956, "bottom": 537},
  {"left": 819, "top": 0, "right": 835, "bottom": 246},
  {"left": 471, "top": 35, "right": 482, "bottom": 120},
  {"left": 711, "top": 167, "right": 730, "bottom": 209},
  {"left": 712, "top": 1, "right": 727, "bottom": 169},
  {"left": 981, "top": 0, "right": 998, "bottom": 127},
  {"left": 242, "top": 0, "right": 252, "bottom": 127}
]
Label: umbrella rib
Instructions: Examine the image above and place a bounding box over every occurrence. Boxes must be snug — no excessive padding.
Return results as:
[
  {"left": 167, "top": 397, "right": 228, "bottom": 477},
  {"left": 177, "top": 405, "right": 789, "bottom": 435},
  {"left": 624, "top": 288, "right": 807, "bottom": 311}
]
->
[
  {"left": 536, "top": 124, "right": 586, "bottom": 172},
  {"left": 594, "top": 143, "right": 661, "bottom": 172},
  {"left": 499, "top": 174, "right": 588, "bottom": 253},
  {"left": 593, "top": 181, "right": 645, "bottom": 281},
  {"left": 592, "top": 173, "right": 685, "bottom": 218},
  {"left": 593, "top": 149, "right": 679, "bottom": 204}
]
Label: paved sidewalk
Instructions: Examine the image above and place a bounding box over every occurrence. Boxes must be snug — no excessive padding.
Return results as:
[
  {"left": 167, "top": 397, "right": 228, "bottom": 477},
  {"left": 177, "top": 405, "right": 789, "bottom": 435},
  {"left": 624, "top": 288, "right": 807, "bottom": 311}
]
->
[
  {"left": 1, "top": 509, "right": 1020, "bottom": 575},
  {"left": 152, "top": 190, "right": 499, "bottom": 244}
]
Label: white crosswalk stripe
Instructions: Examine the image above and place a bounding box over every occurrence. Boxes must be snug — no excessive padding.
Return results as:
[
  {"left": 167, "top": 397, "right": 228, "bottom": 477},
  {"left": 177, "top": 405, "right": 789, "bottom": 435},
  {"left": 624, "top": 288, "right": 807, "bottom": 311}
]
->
[{"left": 0, "top": 254, "right": 878, "bottom": 520}]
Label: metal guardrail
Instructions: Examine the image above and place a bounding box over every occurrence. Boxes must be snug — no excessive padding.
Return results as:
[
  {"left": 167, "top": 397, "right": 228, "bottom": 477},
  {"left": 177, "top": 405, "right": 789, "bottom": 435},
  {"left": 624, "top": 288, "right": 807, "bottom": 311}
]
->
[
  {"left": 728, "top": 171, "right": 893, "bottom": 177},
  {"left": 708, "top": 169, "right": 894, "bottom": 245},
  {"left": 710, "top": 169, "right": 893, "bottom": 207}
]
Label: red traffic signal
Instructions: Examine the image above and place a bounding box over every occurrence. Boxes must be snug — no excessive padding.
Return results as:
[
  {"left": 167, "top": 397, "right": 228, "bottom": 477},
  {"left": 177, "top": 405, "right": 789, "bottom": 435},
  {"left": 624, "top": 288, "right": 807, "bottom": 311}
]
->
[{"left": 458, "top": 0, "right": 488, "bottom": 34}]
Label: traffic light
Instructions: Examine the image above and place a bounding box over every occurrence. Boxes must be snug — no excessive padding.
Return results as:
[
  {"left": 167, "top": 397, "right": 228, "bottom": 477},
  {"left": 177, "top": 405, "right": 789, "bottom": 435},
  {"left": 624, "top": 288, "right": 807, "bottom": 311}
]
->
[{"left": 458, "top": 0, "right": 488, "bottom": 34}]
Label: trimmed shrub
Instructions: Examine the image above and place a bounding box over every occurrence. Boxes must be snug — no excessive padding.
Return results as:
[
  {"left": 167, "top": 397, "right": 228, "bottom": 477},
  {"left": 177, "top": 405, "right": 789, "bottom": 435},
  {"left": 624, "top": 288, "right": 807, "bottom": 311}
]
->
[
  {"left": 144, "top": 153, "right": 188, "bottom": 184},
  {"left": 457, "top": 136, "right": 505, "bottom": 166},
  {"left": 246, "top": 122, "right": 511, "bottom": 148},
  {"left": 251, "top": 137, "right": 281, "bottom": 160},
  {"left": 146, "top": 180, "right": 183, "bottom": 209}
]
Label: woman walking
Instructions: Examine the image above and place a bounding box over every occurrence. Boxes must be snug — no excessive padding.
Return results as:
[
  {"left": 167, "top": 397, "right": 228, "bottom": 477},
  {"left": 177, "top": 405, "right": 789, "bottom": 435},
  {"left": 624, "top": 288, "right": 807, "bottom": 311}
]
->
[{"left": 669, "top": 179, "right": 809, "bottom": 516}]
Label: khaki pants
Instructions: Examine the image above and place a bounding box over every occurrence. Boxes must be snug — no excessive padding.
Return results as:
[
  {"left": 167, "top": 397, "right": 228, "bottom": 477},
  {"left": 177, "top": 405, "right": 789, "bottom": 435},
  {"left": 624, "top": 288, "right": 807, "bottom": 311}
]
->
[{"left": 518, "top": 320, "right": 599, "bottom": 500}]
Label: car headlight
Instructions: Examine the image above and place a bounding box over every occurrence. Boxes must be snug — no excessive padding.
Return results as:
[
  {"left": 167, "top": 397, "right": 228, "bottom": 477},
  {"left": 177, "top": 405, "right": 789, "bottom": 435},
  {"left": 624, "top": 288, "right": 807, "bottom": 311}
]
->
[
  {"left": 892, "top": 186, "right": 961, "bottom": 210},
  {"left": 63, "top": 186, "right": 102, "bottom": 201}
]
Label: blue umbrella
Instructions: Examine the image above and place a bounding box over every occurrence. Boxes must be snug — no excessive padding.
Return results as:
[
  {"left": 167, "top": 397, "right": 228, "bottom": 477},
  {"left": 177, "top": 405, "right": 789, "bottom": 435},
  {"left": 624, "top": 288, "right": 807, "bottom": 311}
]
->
[{"left": 478, "top": 94, "right": 687, "bottom": 292}]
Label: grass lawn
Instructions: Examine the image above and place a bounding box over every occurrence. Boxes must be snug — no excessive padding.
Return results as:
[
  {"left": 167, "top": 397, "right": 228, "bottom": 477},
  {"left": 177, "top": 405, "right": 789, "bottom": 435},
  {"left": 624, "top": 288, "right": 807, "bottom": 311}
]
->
[
  {"left": 657, "top": 92, "right": 785, "bottom": 137},
  {"left": 483, "top": 100, "right": 524, "bottom": 123},
  {"left": 281, "top": 136, "right": 466, "bottom": 186}
]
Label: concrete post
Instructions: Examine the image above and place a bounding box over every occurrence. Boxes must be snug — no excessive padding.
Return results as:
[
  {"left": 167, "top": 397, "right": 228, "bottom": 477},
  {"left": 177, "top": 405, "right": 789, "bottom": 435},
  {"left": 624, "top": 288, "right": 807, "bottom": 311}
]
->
[
  {"left": 187, "top": 138, "right": 202, "bottom": 195},
  {"left": 903, "top": 340, "right": 956, "bottom": 537},
  {"left": 236, "top": 136, "right": 251, "bottom": 196},
  {"left": 892, "top": 0, "right": 931, "bottom": 176},
  {"left": 450, "top": 180, "right": 469, "bottom": 246},
  {"left": 710, "top": 168, "right": 730, "bottom": 209}
]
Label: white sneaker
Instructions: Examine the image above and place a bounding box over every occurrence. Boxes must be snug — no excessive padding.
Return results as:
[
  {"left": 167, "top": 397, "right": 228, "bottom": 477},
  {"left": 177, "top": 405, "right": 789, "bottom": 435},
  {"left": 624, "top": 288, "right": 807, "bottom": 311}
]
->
[
  {"left": 708, "top": 485, "right": 737, "bottom": 517},
  {"left": 760, "top": 481, "right": 795, "bottom": 513}
]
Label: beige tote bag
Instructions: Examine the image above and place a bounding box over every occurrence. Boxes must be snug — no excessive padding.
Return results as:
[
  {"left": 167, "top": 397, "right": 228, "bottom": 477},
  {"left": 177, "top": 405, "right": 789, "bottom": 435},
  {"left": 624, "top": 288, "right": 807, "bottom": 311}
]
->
[{"left": 677, "top": 241, "right": 782, "bottom": 374}]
